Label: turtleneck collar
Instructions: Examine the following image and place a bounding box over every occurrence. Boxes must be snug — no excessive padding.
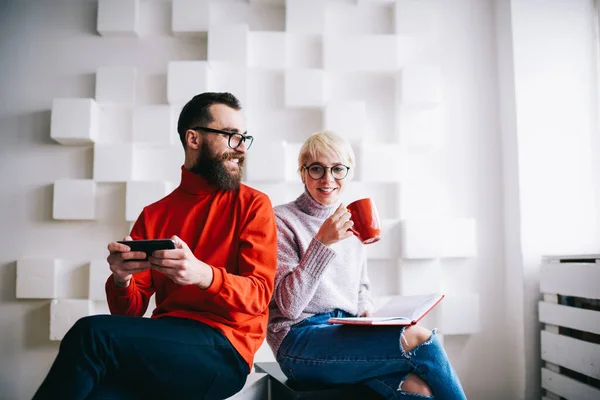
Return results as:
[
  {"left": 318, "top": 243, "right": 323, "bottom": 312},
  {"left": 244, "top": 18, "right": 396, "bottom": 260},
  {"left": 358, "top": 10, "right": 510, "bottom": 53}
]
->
[
  {"left": 178, "top": 166, "right": 219, "bottom": 195},
  {"left": 295, "top": 189, "right": 339, "bottom": 219}
]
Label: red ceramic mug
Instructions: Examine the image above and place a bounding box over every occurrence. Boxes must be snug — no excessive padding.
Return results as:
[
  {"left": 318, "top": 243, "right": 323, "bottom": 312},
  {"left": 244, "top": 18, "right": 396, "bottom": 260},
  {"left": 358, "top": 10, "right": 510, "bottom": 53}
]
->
[{"left": 346, "top": 198, "right": 382, "bottom": 244}]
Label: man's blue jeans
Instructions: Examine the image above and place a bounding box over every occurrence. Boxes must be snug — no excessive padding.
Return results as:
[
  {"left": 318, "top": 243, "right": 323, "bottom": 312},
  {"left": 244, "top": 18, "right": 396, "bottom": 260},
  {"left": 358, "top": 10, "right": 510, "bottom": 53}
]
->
[
  {"left": 33, "top": 315, "right": 249, "bottom": 400},
  {"left": 276, "top": 310, "right": 467, "bottom": 399}
]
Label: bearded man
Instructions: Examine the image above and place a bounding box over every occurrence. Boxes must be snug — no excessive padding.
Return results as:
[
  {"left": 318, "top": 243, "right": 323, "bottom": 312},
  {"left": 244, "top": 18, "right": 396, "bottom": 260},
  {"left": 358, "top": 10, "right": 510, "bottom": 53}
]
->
[{"left": 34, "top": 93, "right": 278, "bottom": 400}]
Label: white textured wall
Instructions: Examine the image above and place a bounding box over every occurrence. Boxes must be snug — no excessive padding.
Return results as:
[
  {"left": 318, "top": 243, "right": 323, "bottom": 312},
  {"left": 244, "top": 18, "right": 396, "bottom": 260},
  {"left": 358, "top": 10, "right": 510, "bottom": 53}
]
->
[{"left": 0, "top": 1, "right": 597, "bottom": 399}]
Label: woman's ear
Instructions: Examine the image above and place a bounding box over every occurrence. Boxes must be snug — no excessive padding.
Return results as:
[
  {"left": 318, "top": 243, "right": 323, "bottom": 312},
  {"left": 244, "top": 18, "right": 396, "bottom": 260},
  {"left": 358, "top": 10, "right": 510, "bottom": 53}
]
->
[{"left": 186, "top": 129, "right": 201, "bottom": 149}]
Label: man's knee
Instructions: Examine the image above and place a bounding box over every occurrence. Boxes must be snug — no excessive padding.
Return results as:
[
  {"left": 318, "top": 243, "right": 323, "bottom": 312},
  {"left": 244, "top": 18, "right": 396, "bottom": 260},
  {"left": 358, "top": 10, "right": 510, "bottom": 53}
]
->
[
  {"left": 400, "top": 325, "right": 432, "bottom": 352},
  {"left": 401, "top": 374, "right": 433, "bottom": 396}
]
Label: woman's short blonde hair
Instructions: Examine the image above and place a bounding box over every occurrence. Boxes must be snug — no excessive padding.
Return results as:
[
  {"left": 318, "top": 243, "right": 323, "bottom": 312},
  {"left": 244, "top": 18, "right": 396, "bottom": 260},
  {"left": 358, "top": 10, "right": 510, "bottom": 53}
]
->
[{"left": 297, "top": 131, "right": 355, "bottom": 180}]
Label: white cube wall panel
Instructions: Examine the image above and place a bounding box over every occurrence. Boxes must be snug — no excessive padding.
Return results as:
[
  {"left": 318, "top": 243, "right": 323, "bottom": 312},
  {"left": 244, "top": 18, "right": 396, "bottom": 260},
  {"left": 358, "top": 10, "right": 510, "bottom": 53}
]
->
[
  {"left": 53, "top": 180, "right": 96, "bottom": 220},
  {"left": 399, "top": 260, "right": 442, "bottom": 296},
  {"left": 55, "top": 263, "right": 89, "bottom": 299},
  {"left": 16, "top": 259, "right": 58, "bottom": 299},
  {"left": 95, "top": 67, "right": 137, "bottom": 105},
  {"left": 367, "top": 219, "right": 402, "bottom": 259},
  {"left": 440, "top": 218, "right": 477, "bottom": 258},
  {"left": 132, "top": 106, "right": 174, "bottom": 145},
  {"left": 50, "top": 299, "right": 93, "bottom": 341},
  {"left": 97, "top": 106, "right": 133, "bottom": 144},
  {"left": 97, "top": 0, "right": 140, "bottom": 37},
  {"left": 401, "top": 219, "right": 441, "bottom": 259},
  {"left": 126, "top": 181, "right": 171, "bottom": 222},
  {"left": 368, "top": 260, "right": 400, "bottom": 296},
  {"left": 93, "top": 144, "right": 135, "bottom": 182},
  {"left": 286, "top": 35, "right": 323, "bottom": 69},
  {"left": 246, "top": 142, "right": 286, "bottom": 182},
  {"left": 51, "top": 98, "right": 99, "bottom": 145},
  {"left": 284, "top": 182, "right": 306, "bottom": 203},
  {"left": 167, "top": 61, "right": 209, "bottom": 106},
  {"left": 89, "top": 260, "right": 109, "bottom": 301},
  {"left": 323, "top": 35, "right": 399, "bottom": 72},
  {"left": 284, "top": 70, "right": 325, "bottom": 108},
  {"left": 341, "top": 182, "right": 400, "bottom": 219},
  {"left": 285, "top": 0, "right": 326, "bottom": 35},
  {"left": 132, "top": 145, "right": 183, "bottom": 183},
  {"left": 324, "top": 102, "right": 368, "bottom": 143},
  {"left": 358, "top": 142, "right": 402, "bottom": 183},
  {"left": 208, "top": 24, "right": 249, "bottom": 65},
  {"left": 245, "top": 183, "right": 287, "bottom": 207},
  {"left": 172, "top": 0, "right": 209, "bottom": 36},
  {"left": 208, "top": 62, "right": 248, "bottom": 107},
  {"left": 439, "top": 294, "right": 480, "bottom": 335},
  {"left": 395, "top": 0, "right": 439, "bottom": 38},
  {"left": 284, "top": 142, "right": 303, "bottom": 182},
  {"left": 397, "top": 65, "right": 442, "bottom": 107},
  {"left": 249, "top": 32, "right": 286, "bottom": 70},
  {"left": 397, "top": 108, "right": 444, "bottom": 150}
]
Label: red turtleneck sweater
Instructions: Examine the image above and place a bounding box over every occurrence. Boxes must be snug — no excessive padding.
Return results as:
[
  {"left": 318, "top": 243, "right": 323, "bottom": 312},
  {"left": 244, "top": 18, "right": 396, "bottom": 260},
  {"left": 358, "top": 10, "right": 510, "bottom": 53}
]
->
[{"left": 105, "top": 167, "right": 277, "bottom": 368}]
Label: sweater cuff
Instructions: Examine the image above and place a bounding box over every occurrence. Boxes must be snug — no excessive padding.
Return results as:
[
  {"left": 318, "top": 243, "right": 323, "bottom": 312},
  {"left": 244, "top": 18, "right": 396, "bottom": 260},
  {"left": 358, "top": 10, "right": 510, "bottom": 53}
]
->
[
  {"left": 203, "top": 265, "right": 224, "bottom": 296},
  {"left": 301, "top": 238, "right": 336, "bottom": 278},
  {"left": 105, "top": 275, "right": 136, "bottom": 298}
]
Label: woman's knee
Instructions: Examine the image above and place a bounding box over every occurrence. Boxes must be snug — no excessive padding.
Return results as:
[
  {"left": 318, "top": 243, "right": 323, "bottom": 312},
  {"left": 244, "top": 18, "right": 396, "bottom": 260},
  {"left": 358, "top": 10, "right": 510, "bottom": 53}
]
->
[
  {"left": 401, "top": 374, "right": 433, "bottom": 397},
  {"left": 400, "top": 325, "right": 432, "bottom": 352}
]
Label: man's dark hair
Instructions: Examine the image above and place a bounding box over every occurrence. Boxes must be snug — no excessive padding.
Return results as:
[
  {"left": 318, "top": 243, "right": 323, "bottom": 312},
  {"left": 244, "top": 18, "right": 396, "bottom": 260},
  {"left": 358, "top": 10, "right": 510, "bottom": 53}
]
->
[{"left": 176, "top": 92, "right": 242, "bottom": 148}]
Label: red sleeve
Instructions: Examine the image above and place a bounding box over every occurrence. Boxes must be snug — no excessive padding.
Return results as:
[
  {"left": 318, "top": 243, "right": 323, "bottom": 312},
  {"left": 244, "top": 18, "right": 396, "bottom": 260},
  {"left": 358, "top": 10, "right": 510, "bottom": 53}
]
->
[
  {"left": 105, "top": 209, "right": 156, "bottom": 316},
  {"left": 191, "top": 193, "right": 278, "bottom": 318}
]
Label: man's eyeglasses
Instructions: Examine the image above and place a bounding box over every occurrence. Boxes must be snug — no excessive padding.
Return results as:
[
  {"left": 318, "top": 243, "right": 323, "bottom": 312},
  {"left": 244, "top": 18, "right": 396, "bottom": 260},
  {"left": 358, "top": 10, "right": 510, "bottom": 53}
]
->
[
  {"left": 191, "top": 126, "right": 254, "bottom": 150},
  {"left": 302, "top": 163, "right": 350, "bottom": 180}
]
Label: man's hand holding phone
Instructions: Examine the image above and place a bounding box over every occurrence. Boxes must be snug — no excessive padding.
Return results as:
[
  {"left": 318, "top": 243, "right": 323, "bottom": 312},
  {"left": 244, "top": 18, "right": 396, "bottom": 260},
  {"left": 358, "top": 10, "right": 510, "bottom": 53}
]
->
[
  {"left": 107, "top": 236, "right": 153, "bottom": 288},
  {"left": 148, "top": 235, "right": 214, "bottom": 289}
]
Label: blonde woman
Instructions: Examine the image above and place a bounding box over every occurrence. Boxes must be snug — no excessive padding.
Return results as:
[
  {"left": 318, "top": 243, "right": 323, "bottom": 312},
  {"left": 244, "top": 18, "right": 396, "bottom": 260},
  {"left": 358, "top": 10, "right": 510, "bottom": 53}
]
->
[{"left": 267, "top": 131, "right": 466, "bottom": 399}]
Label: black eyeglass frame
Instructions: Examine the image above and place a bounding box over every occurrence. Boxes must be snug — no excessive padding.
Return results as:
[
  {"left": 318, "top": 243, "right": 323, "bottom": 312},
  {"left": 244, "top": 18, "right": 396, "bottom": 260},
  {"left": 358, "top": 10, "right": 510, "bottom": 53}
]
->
[
  {"left": 302, "top": 162, "right": 351, "bottom": 180},
  {"left": 190, "top": 126, "right": 254, "bottom": 150}
]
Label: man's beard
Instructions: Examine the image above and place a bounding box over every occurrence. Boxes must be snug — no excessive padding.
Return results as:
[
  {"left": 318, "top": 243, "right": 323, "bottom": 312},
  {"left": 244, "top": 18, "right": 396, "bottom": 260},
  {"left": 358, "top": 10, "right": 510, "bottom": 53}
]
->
[{"left": 189, "top": 145, "right": 245, "bottom": 190}]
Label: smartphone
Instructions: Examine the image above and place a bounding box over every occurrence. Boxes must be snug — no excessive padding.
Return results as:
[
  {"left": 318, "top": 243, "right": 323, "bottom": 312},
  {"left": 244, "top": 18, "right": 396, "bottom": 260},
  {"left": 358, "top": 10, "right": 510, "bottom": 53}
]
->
[{"left": 117, "top": 239, "right": 176, "bottom": 260}]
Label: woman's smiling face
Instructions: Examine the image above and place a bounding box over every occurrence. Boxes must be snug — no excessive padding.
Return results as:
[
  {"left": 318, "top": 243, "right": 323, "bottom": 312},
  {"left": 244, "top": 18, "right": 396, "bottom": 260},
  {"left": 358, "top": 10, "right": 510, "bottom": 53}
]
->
[{"left": 302, "top": 151, "right": 349, "bottom": 206}]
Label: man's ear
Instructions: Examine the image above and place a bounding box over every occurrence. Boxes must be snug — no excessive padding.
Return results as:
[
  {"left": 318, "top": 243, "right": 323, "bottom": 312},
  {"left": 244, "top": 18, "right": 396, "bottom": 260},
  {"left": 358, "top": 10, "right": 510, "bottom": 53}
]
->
[{"left": 186, "top": 129, "right": 201, "bottom": 149}]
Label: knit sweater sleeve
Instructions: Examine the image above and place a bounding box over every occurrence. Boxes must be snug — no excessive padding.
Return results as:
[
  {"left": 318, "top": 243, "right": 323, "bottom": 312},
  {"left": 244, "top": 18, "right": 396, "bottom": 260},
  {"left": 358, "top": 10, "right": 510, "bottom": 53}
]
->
[
  {"left": 357, "top": 250, "right": 374, "bottom": 315},
  {"left": 271, "top": 211, "right": 336, "bottom": 320}
]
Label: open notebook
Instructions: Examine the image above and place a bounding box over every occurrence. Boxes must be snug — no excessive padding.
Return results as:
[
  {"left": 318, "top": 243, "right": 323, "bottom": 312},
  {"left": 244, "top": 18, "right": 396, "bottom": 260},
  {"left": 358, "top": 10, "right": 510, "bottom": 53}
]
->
[{"left": 327, "top": 293, "right": 444, "bottom": 326}]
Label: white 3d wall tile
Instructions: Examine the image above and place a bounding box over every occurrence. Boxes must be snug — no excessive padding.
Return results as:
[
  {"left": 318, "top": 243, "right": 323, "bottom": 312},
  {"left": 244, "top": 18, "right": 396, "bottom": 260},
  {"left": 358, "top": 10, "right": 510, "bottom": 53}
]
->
[
  {"left": 125, "top": 181, "right": 172, "bottom": 222},
  {"left": 324, "top": 101, "right": 368, "bottom": 142},
  {"left": 167, "top": 61, "right": 209, "bottom": 106},
  {"left": 284, "top": 69, "right": 326, "bottom": 108},
  {"left": 399, "top": 260, "right": 442, "bottom": 296},
  {"left": 50, "top": 98, "right": 99, "bottom": 145},
  {"left": 132, "top": 106, "right": 175, "bottom": 145},
  {"left": 285, "top": 0, "right": 327, "bottom": 35},
  {"left": 323, "top": 35, "right": 400, "bottom": 72},
  {"left": 97, "top": 0, "right": 140, "bottom": 37},
  {"left": 358, "top": 142, "right": 402, "bottom": 183},
  {"left": 249, "top": 32, "right": 287, "bottom": 69},
  {"left": 93, "top": 144, "right": 135, "bottom": 182},
  {"left": 367, "top": 219, "right": 402, "bottom": 259},
  {"left": 95, "top": 67, "right": 137, "bottom": 105},
  {"left": 208, "top": 24, "right": 249, "bottom": 65},
  {"left": 53, "top": 179, "right": 96, "bottom": 220},
  {"left": 245, "top": 142, "right": 286, "bottom": 182},
  {"left": 89, "top": 260, "right": 109, "bottom": 301},
  {"left": 50, "top": 299, "right": 93, "bottom": 341},
  {"left": 16, "top": 259, "right": 58, "bottom": 299},
  {"left": 171, "top": 0, "right": 209, "bottom": 36}
]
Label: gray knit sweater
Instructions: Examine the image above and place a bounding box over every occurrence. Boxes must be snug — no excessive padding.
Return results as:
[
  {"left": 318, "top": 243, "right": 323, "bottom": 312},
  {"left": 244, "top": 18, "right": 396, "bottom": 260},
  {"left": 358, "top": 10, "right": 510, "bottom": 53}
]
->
[{"left": 266, "top": 190, "right": 373, "bottom": 356}]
